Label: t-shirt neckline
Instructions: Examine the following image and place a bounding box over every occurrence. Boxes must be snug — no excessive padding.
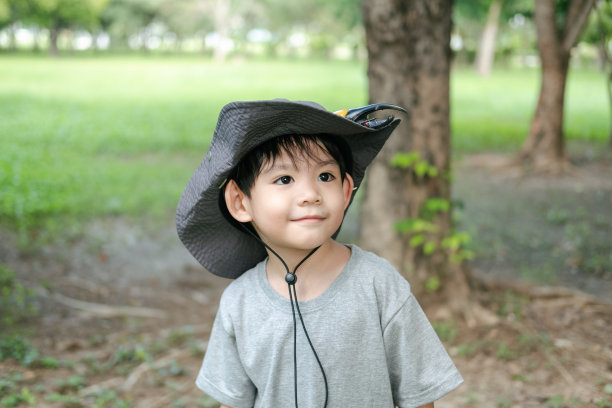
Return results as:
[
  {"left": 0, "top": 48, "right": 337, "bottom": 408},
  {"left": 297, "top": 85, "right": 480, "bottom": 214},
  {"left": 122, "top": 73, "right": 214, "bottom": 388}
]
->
[{"left": 256, "top": 244, "right": 358, "bottom": 314}]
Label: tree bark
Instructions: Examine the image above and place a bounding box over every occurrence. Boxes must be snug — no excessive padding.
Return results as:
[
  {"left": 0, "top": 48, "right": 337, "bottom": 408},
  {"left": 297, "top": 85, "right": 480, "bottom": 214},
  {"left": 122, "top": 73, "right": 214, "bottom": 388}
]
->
[
  {"left": 213, "top": 0, "right": 231, "bottom": 62},
  {"left": 519, "top": 0, "right": 595, "bottom": 173},
  {"left": 360, "top": 0, "right": 478, "bottom": 323},
  {"left": 595, "top": 3, "right": 612, "bottom": 147},
  {"left": 49, "top": 27, "right": 59, "bottom": 57},
  {"left": 475, "top": 0, "right": 502, "bottom": 77}
]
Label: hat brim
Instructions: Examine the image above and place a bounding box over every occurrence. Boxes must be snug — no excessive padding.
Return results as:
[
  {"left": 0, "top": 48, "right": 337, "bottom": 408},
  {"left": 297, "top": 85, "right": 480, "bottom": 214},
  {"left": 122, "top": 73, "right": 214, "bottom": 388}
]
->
[{"left": 176, "top": 100, "right": 401, "bottom": 279}]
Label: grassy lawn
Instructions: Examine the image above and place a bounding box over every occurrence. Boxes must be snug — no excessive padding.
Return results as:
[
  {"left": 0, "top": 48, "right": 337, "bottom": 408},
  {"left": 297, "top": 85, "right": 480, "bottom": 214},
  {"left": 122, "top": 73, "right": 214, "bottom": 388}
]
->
[
  {"left": 0, "top": 55, "right": 608, "bottom": 241},
  {"left": 451, "top": 67, "right": 608, "bottom": 151}
]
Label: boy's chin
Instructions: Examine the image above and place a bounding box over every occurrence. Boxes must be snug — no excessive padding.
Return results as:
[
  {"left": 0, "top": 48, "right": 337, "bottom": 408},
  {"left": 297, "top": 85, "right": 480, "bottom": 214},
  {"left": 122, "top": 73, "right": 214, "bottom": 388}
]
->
[{"left": 270, "top": 237, "right": 335, "bottom": 254}]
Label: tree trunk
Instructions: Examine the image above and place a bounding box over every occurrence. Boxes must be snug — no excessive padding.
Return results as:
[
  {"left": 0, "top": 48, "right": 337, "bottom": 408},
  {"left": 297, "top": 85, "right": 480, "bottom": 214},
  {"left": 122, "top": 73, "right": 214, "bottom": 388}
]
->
[
  {"left": 360, "top": 0, "right": 476, "bottom": 319},
  {"left": 519, "top": 0, "right": 595, "bottom": 173},
  {"left": 8, "top": 23, "right": 17, "bottom": 51},
  {"left": 475, "top": 0, "right": 502, "bottom": 77},
  {"left": 595, "top": 4, "right": 612, "bottom": 147},
  {"left": 213, "top": 0, "right": 231, "bottom": 62},
  {"left": 49, "top": 28, "right": 59, "bottom": 57}
]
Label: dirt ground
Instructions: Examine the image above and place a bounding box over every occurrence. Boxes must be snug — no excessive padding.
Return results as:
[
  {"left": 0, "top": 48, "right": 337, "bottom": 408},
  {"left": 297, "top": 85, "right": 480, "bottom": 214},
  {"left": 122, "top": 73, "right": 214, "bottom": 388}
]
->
[{"left": 1, "top": 152, "right": 611, "bottom": 408}]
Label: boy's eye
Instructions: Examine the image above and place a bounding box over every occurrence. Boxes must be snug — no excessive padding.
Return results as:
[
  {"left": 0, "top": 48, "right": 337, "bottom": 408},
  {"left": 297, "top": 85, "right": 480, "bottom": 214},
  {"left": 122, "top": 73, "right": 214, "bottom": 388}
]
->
[
  {"left": 275, "top": 176, "right": 293, "bottom": 185},
  {"left": 318, "top": 172, "right": 335, "bottom": 182}
]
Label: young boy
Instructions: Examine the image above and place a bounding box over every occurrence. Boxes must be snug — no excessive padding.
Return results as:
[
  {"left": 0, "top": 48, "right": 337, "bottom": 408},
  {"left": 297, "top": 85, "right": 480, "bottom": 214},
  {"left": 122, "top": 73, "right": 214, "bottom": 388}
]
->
[{"left": 176, "top": 99, "right": 463, "bottom": 408}]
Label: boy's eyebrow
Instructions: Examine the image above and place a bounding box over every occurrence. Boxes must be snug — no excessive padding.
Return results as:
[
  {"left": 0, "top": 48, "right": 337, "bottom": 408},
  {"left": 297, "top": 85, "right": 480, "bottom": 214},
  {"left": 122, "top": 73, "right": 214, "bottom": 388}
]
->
[
  {"left": 260, "top": 160, "right": 296, "bottom": 175},
  {"left": 316, "top": 159, "right": 339, "bottom": 168},
  {"left": 261, "top": 158, "right": 339, "bottom": 175}
]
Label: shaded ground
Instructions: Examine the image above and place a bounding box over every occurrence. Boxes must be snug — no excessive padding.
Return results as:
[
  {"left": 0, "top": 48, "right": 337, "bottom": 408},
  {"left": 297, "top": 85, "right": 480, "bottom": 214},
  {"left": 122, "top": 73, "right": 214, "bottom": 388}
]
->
[{"left": 1, "top": 153, "right": 611, "bottom": 408}]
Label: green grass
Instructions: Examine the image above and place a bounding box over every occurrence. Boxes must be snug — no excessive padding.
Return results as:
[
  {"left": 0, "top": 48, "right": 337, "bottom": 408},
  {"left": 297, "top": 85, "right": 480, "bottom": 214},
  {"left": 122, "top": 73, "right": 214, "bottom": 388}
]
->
[
  {"left": 451, "top": 67, "right": 609, "bottom": 152},
  {"left": 0, "top": 56, "right": 367, "bottom": 241},
  {"left": 0, "top": 55, "right": 608, "bottom": 241}
]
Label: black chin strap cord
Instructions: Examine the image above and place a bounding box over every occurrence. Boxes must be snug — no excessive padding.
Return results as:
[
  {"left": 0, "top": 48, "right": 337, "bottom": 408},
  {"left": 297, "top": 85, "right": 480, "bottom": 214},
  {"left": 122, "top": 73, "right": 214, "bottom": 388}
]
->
[{"left": 239, "top": 225, "right": 329, "bottom": 408}]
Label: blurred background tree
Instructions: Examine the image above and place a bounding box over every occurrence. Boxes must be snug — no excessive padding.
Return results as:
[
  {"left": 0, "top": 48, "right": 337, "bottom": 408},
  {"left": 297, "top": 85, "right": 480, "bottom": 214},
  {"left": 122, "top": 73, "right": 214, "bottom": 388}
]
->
[
  {"left": 582, "top": 0, "right": 612, "bottom": 144},
  {"left": 517, "top": 0, "right": 596, "bottom": 173}
]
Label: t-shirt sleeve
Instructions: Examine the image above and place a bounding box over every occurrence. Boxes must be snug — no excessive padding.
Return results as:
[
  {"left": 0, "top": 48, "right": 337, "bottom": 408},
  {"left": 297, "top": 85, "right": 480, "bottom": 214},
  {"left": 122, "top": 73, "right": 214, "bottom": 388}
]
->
[
  {"left": 196, "top": 304, "right": 256, "bottom": 408},
  {"left": 383, "top": 294, "right": 463, "bottom": 408}
]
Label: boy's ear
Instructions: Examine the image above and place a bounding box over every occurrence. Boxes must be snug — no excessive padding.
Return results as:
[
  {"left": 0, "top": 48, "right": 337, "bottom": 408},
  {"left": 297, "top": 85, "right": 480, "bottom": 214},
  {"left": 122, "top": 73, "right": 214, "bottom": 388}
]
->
[
  {"left": 224, "top": 179, "right": 253, "bottom": 223},
  {"left": 342, "top": 173, "right": 355, "bottom": 210}
]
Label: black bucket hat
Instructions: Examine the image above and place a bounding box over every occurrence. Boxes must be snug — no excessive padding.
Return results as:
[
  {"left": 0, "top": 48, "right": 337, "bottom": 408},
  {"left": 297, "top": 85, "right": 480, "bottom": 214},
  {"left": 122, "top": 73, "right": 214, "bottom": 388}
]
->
[{"left": 176, "top": 99, "right": 403, "bottom": 279}]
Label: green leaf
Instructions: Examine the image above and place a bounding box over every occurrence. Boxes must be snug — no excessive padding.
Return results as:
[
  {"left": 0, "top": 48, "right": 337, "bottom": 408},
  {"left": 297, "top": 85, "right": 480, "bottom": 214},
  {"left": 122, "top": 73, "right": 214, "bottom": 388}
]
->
[
  {"left": 409, "top": 234, "right": 425, "bottom": 247},
  {"left": 425, "top": 276, "right": 441, "bottom": 293},
  {"left": 424, "top": 241, "right": 437, "bottom": 255},
  {"left": 414, "top": 161, "right": 429, "bottom": 177},
  {"left": 423, "top": 198, "right": 450, "bottom": 213},
  {"left": 461, "top": 249, "right": 475, "bottom": 260},
  {"left": 389, "top": 152, "right": 420, "bottom": 169},
  {"left": 394, "top": 218, "right": 418, "bottom": 233}
]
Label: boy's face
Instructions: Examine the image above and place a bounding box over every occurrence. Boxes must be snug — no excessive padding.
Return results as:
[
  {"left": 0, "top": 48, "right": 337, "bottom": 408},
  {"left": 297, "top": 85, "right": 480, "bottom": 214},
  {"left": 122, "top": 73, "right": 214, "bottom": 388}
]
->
[{"left": 225, "top": 143, "right": 354, "bottom": 254}]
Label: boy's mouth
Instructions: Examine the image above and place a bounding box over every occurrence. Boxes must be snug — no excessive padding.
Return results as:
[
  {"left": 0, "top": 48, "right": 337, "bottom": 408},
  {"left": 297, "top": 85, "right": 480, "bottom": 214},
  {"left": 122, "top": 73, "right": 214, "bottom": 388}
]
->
[{"left": 292, "top": 215, "right": 326, "bottom": 223}]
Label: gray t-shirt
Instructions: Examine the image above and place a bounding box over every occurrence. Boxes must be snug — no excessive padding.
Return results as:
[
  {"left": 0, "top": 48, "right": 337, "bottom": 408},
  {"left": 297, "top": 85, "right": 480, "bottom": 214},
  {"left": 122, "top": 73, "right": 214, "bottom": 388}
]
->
[{"left": 196, "top": 245, "right": 463, "bottom": 408}]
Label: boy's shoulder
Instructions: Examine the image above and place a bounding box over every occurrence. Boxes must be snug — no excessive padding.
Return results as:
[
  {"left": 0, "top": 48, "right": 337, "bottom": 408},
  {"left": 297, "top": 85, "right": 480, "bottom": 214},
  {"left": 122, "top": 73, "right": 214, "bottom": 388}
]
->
[
  {"left": 220, "top": 259, "right": 263, "bottom": 300},
  {"left": 349, "top": 245, "right": 413, "bottom": 309},
  {"left": 350, "top": 245, "right": 411, "bottom": 288}
]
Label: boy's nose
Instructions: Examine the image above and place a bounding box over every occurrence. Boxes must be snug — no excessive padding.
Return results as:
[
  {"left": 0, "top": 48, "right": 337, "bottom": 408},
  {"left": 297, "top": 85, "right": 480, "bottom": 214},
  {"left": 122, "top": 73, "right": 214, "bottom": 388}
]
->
[{"left": 297, "top": 181, "right": 322, "bottom": 205}]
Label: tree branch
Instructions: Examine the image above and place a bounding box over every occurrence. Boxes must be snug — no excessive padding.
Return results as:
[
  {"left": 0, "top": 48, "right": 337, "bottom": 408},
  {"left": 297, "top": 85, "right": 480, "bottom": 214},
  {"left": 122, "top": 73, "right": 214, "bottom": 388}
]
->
[
  {"left": 49, "top": 291, "right": 167, "bottom": 319},
  {"left": 563, "top": 0, "right": 596, "bottom": 52}
]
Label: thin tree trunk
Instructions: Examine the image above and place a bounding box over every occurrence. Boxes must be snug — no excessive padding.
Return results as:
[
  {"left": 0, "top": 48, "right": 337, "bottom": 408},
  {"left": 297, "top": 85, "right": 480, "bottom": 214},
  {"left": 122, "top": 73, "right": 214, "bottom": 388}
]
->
[
  {"left": 49, "top": 28, "right": 59, "bottom": 57},
  {"left": 519, "top": 0, "right": 595, "bottom": 173},
  {"left": 8, "top": 22, "right": 19, "bottom": 51},
  {"left": 475, "top": 0, "right": 502, "bottom": 77},
  {"left": 595, "top": 4, "right": 612, "bottom": 147},
  {"left": 213, "top": 0, "right": 230, "bottom": 62}
]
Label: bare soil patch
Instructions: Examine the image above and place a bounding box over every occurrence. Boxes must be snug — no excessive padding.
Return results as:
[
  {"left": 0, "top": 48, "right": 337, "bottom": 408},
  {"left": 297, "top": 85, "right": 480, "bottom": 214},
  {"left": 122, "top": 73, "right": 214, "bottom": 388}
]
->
[{"left": 1, "top": 154, "right": 611, "bottom": 408}]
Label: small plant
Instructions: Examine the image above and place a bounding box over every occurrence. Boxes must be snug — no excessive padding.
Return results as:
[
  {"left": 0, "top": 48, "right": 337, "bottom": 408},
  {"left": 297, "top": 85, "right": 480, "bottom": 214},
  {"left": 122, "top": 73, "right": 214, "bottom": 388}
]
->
[
  {"left": 0, "top": 374, "right": 22, "bottom": 406},
  {"left": 546, "top": 395, "right": 565, "bottom": 408},
  {"left": 495, "top": 341, "right": 516, "bottom": 361},
  {"left": 598, "top": 398, "right": 612, "bottom": 408},
  {"left": 46, "top": 393, "right": 84, "bottom": 408},
  {"left": 195, "top": 395, "right": 220, "bottom": 408},
  {"left": 456, "top": 341, "right": 485, "bottom": 358},
  {"left": 0, "top": 335, "right": 66, "bottom": 369},
  {"left": 0, "top": 387, "right": 36, "bottom": 407},
  {"left": 546, "top": 208, "right": 570, "bottom": 225},
  {"left": 511, "top": 372, "right": 534, "bottom": 383},
  {"left": 81, "top": 355, "right": 106, "bottom": 375},
  {"left": 111, "top": 345, "right": 150, "bottom": 366},
  {"left": 159, "top": 361, "right": 187, "bottom": 377},
  {"left": 0, "top": 335, "right": 39, "bottom": 366},
  {"left": 167, "top": 326, "right": 196, "bottom": 347},
  {"left": 34, "top": 355, "right": 63, "bottom": 369},
  {"left": 0, "top": 265, "right": 38, "bottom": 326},
  {"left": 496, "top": 396, "right": 513, "bottom": 408},
  {"left": 172, "top": 397, "right": 188, "bottom": 408},
  {"left": 492, "top": 291, "right": 528, "bottom": 321},
  {"left": 55, "top": 376, "right": 87, "bottom": 393},
  {"left": 432, "top": 320, "right": 459, "bottom": 343},
  {"left": 88, "top": 389, "right": 131, "bottom": 408}
]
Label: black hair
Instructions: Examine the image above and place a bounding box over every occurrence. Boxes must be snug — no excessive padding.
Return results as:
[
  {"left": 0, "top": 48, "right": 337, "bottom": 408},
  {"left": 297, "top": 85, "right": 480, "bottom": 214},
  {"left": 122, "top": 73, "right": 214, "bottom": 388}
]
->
[{"left": 230, "top": 134, "right": 352, "bottom": 197}]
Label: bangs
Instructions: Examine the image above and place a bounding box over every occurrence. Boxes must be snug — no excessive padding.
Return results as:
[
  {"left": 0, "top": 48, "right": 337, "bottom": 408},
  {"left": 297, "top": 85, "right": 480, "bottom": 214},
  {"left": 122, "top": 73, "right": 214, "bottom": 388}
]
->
[
  {"left": 230, "top": 134, "right": 351, "bottom": 197},
  {"left": 259, "top": 137, "right": 336, "bottom": 174}
]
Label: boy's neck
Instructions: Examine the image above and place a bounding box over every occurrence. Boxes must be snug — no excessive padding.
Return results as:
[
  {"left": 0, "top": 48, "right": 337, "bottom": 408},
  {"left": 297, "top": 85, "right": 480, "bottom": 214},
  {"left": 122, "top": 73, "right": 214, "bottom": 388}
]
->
[{"left": 264, "top": 239, "right": 351, "bottom": 301}]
